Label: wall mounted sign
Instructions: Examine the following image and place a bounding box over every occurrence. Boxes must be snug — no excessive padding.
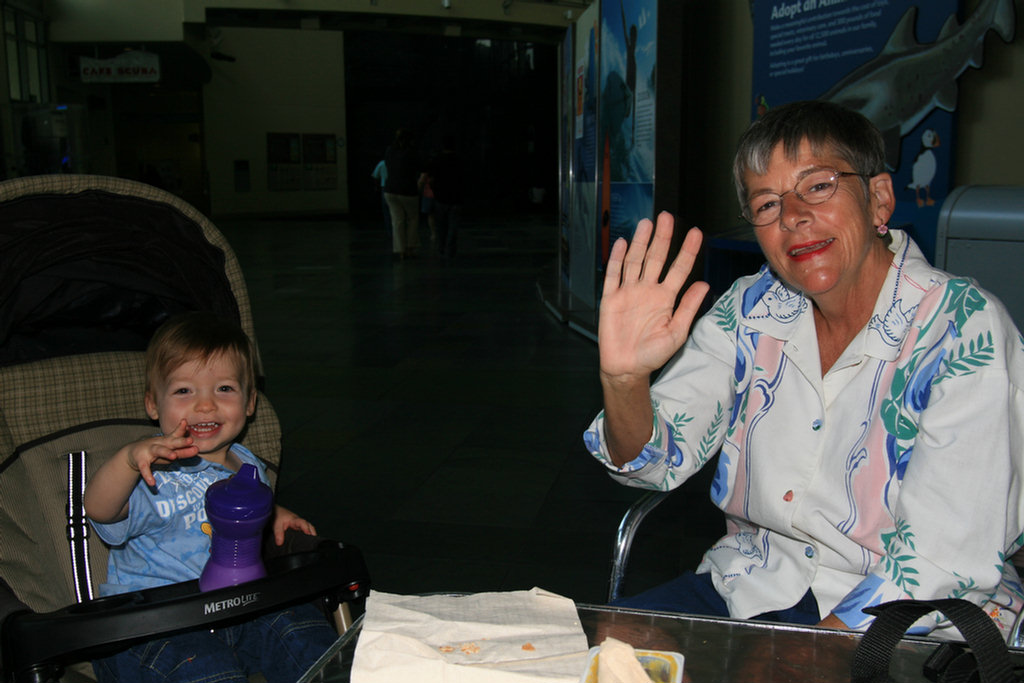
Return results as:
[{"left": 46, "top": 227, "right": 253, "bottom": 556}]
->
[
  {"left": 80, "top": 51, "right": 160, "bottom": 84},
  {"left": 751, "top": 0, "right": 1015, "bottom": 262}
]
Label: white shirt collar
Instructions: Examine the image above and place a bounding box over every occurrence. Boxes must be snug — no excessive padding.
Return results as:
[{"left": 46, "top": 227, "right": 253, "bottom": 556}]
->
[{"left": 739, "top": 230, "right": 944, "bottom": 361}]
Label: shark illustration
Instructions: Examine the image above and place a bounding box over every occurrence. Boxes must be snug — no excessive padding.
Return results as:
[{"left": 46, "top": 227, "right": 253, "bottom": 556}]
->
[{"left": 819, "top": 0, "right": 1015, "bottom": 170}]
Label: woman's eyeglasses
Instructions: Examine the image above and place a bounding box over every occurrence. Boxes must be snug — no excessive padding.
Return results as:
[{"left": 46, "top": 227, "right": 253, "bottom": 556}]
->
[{"left": 741, "top": 168, "right": 869, "bottom": 226}]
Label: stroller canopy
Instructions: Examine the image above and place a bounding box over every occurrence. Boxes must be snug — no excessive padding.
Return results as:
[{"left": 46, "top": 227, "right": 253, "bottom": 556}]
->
[{"left": 0, "top": 175, "right": 249, "bottom": 368}]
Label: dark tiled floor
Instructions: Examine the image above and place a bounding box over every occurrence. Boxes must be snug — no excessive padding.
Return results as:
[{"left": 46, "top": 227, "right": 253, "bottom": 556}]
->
[{"left": 218, "top": 212, "right": 723, "bottom": 606}]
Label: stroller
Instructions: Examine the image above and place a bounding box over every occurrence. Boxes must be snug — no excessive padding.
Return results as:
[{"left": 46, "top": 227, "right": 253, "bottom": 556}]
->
[{"left": 0, "top": 175, "right": 368, "bottom": 682}]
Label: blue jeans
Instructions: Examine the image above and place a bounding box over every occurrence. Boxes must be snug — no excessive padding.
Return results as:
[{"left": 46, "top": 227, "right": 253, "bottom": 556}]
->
[
  {"left": 434, "top": 201, "right": 461, "bottom": 258},
  {"left": 93, "top": 603, "right": 337, "bottom": 683},
  {"left": 611, "top": 571, "right": 821, "bottom": 626},
  {"left": 380, "top": 193, "right": 392, "bottom": 235}
]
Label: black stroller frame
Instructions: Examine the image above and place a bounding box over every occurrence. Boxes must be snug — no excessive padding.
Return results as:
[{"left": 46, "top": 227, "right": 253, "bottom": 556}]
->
[{"left": 3, "top": 535, "right": 368, "bottom": 683}]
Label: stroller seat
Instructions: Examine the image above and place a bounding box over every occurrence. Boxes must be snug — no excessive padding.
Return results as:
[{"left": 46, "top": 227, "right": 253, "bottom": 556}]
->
[{"left": 0, "top": 175, "right": 369, "bottom": 683}]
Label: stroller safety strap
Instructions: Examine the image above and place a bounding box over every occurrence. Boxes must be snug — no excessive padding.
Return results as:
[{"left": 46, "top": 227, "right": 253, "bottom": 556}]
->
[{"left": 66, "top": 451, "right": 93, "bottom": 603}]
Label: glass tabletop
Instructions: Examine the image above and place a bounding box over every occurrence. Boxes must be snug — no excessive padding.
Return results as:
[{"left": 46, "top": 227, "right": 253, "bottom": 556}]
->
[{"left": 299, "top": 602, "right": 1024, "bottom": 682}]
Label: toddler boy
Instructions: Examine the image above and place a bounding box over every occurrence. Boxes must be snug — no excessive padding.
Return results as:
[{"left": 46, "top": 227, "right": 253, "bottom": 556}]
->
[{"left": 84, "top": 311, "right": 337, "bottom": 683}]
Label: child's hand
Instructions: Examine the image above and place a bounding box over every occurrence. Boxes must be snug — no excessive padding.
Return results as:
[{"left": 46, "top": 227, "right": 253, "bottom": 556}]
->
[
  {"left": 85, "top": 420, "right": 197, "bottom": 524},
  {"left": 126, "top": 419, "right": 198, "bottom": 487},
  {"left": 272, "top": 504, "right": 317, "bottom": 546}
]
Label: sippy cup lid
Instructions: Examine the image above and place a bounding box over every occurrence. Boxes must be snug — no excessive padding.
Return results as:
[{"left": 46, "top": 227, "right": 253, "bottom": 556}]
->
[{"left": 205, "top": 463, "right": 273, "bottom": 519}]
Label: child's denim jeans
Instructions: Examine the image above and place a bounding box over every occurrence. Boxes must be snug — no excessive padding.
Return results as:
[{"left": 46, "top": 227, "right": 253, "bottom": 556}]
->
[{"left": 93, "top": 603, "right": 337, "bottom": 683}]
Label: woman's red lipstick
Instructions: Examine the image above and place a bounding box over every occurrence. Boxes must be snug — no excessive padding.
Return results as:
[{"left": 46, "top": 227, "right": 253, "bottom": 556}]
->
[{"left": 788, "top": 238, "right": 834, "bottom": 261}]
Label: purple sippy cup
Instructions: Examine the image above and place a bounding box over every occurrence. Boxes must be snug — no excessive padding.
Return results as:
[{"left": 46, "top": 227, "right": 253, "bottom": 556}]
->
[{"left": 199, "top": 463, "right": 273, "bottom": 592}]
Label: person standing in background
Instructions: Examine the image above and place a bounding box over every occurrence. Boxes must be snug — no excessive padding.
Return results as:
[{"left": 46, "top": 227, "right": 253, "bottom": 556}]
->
[
  {"left": 371, "top": 158, "right": 391, "bottom": 237},
  {"left": 426, "top": 135, "right": 464, "bottom": 261},
  {"left": 419, "top": 170, "right": 437, "bottom": 245},
  {"left": 384, "top": 128, "right": 422, "bottom": 260}
]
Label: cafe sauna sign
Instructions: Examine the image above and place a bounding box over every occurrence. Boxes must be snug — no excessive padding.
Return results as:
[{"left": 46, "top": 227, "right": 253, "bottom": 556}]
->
[{"left": 80, "top": 51, "right": 160, "bottom": 83}]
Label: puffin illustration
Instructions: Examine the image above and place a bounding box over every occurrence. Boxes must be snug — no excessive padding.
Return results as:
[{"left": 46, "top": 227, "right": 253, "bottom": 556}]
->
[
  {"left": 755, "top": 94, "right": 769, "bottom": 118},
  {"left": 907, "top": 129, "right": 940, "bottom": 207}
]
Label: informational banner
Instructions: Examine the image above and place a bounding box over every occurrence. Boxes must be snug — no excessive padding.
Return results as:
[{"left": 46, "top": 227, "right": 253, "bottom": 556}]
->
[
  {"left": 569, "top": 1, "right": 601, "bottom": 308},
  {"left": 560, "top": 26, "right": 574, "bottom": 289},
  {"left": 80, "top": 51, "right": 160, "bottom": 83},
  {"left": 750, "top": 0, "right": 995, "bottom": 262},
  {"left": 301, "top": 133, "right": 338, "bottom": 191},
  {"left": 267, "top": 132, "right": 301, "bottom": 191},
  {"left": 599, "top": 0, "right": 657, "bottom": 261}
]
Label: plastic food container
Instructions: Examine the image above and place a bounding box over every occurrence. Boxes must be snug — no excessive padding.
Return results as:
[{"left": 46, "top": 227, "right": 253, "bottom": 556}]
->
[{"left": 579, "top": 645, "right": 684, "bottom": 683}]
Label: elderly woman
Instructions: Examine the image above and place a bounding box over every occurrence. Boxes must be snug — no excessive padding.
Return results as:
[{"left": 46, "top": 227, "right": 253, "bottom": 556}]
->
[{"left": 584, "top": 100, "right": 1024, "bottom": 638}]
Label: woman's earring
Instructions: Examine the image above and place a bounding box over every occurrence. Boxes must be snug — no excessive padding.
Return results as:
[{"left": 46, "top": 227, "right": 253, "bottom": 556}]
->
[{"left": 876, "top": 223, "right": 889, "bottom": 237}]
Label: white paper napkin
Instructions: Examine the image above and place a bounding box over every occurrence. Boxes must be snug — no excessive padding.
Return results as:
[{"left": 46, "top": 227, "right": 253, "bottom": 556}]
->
[{"left": 352, "top": 587, "right": 590, "bottom": 683}]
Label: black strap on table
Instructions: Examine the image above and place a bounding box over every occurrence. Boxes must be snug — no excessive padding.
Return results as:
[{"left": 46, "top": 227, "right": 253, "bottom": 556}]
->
[{"left": 850, "top": 598, "right": 1018, "bottom": 683}]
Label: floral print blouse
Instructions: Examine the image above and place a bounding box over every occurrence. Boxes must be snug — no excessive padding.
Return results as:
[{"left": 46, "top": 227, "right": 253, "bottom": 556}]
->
[{"left": 585, "top": 230, "right": 1024, "bottom": 638}]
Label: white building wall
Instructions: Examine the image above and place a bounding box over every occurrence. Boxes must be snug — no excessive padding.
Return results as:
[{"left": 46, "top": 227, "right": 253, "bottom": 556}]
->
[
  {"left": 203, "top": 26, "right": 347, "bottom": 216},
  {"left": 46, "top": 0, "right": 573, "bottom": 43},
  {"left": 46, "top": 1, "right": 185, "bottom": 41}
]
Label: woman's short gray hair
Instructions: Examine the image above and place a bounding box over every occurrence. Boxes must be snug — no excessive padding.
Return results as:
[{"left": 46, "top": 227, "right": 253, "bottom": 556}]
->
[{"left": 732, "top": 100, "right": 887, "bottom": 206}]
